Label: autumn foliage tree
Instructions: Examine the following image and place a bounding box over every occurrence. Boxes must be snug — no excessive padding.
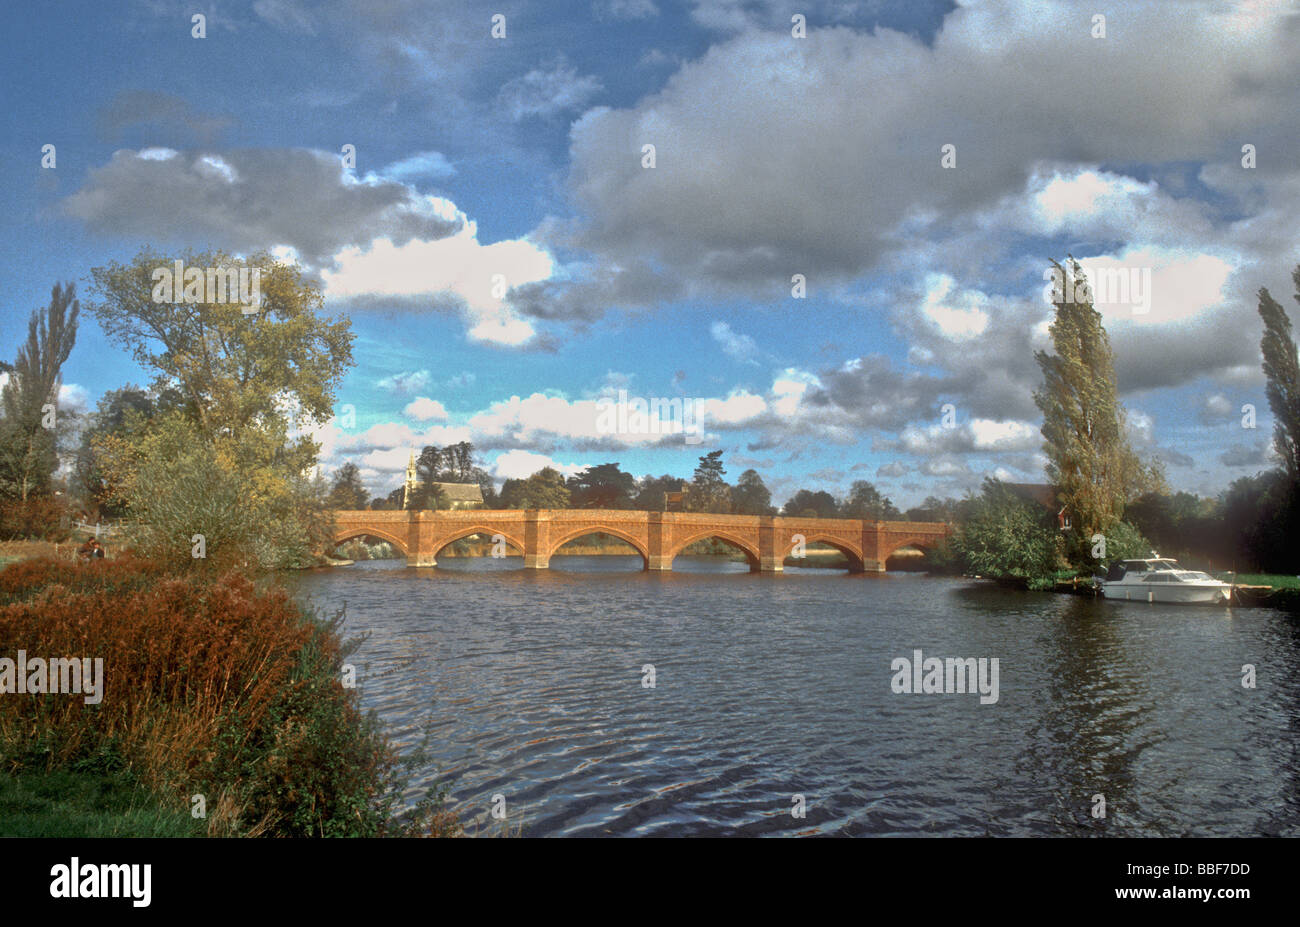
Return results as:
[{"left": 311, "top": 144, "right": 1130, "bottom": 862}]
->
[{"left": 86, "top": 249, "right": 353, "bottom": 568}]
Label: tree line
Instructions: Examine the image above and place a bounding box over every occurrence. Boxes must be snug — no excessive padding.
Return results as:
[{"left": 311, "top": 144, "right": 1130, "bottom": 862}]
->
[{"left": 329, "top": 445, "right": 930, "bottom": 520}]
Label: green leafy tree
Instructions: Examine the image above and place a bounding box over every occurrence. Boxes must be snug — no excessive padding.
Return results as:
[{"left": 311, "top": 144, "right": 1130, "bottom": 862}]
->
[
  {"left": 1034, "top": 257, "right": 1157, "bottom": 561},
  {"left": 567, "top": 463, "right": 636, "bottom": 509},
  {"left": 783, "top": 489, "right": 838, "bottom": 518},
  {"left": 70, "top": 385, "right": 170, "bottom": 520},
  {"left": 686, "top": 450, "right": 731, "bottom": 513},
  {"left": 951, "top": 479, "right": 1060, "bottom": 585},
  {"left": 86, "top": 250, "right": 353, "bottom": 568},
  {"left": 633, "top": 474, "right": 685, "bottom": 511},
  {"left": 0, "top": 282, "right": 80, "bottom": 502},
  {"left": 730, "top": 469, "right": 773, "bottom": 515},
  {"left": 841, "top": 480, "right": 900, "bottom": 519},
  {"left": 88, "top": 249, "right": 353, "bottom": 440},
  {"left": 905, "top": 495, "right": 966, "bottom": 523},
  {"left": 327, "top": 462, "right": 369, "bottom": 510},
  {"left": 102, "top": 411, "right": 329, "bottom": 571},
  {"left": 499, "top": 467, "right": 571, "bottom": 509}
]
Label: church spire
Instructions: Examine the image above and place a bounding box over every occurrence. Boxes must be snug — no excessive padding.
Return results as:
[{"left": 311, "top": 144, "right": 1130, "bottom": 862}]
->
[{"left": 403, "top": 451, "right": 417, "bottom": 509}]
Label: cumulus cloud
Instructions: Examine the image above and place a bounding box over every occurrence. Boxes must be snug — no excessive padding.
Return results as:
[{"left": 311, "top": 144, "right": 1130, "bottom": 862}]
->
[
  {"left": 404, "top": 397, "right": 449, "bottom": 421},
  {"left": 558, "top": 2, "right": 1300, "bottom": 306},
  {"left": 492, "top": 450, "right": 585, "bottom": 480},
  {"left": 63, "top": 147, "right": 463, "bottom": 266},
  {"left": 320, "top": 212, "right": 556, "bottom": 346}
]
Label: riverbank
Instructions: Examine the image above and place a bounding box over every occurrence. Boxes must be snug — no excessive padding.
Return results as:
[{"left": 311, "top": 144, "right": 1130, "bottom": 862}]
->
[{"left": 0, "top": 556, "right": 459, "bottom": 837}]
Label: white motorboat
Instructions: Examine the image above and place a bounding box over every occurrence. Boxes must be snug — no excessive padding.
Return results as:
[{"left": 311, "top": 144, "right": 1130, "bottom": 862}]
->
[{"left": 1099, "top": 557, "right": 1232, "bottom": 605}]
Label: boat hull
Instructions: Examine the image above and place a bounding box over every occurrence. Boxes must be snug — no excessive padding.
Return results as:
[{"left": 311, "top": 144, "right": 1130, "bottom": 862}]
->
[{"left": 1100, "top": 583, "right": 1231, "bottom": 605}]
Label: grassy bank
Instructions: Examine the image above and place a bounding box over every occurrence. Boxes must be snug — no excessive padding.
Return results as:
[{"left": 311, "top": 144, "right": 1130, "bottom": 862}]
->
[{"left": 0, "top": 556, "right": 458, "bottom": 837}]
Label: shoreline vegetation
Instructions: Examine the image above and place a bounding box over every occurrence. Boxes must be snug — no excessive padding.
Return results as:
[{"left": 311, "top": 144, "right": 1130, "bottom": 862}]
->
[{"left": 0, "top": 556, "right": 459, "bottom": 838}]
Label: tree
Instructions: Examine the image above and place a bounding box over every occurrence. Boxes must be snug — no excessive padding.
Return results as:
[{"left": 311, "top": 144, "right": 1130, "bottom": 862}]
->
[
  {"left": 951, "top": 479, "right": 1061, "bottom": 586},
  {"left": 841, "top": 480, "right": 900, "bottom": 520},
  {"left": 100, "top": 410, "right": 330, "bottom": 571},
  {"left": 905, "top": 495, "right": 966, "bottom": 523},
  {"left": 498, "top": 467, "right": 571, "bottom": 509},
  {"left": 783, "top": 489, "right": 838, "bottom": 518},
  {"left": 567, "top": 463, "right": 636, "bottom": 509},
  {"left": 86, "top": 250, "right": 353, "bottom": 568},
  {"left": 1257, "top": 268, "right": 1300, "bottom": 479},
  {"left": 88, "top": 248, "right": 353, "bottom": 443},
  {"left": 633, "top": 474, "right": 685, "bottom": 511},
  {"left": 1034, "top": 257, "right": 1155, "bottom": 560},
  {"left": 687, "top": 450, "right": 731, "bottom": 513},
  {"left": 446, "top": 441, "right": 475, "bottom": 482},
  {"left": 730, "top": 469, "right": 773, "bottom": 515},
  {"left": 71, "top": 385, "right": 167, "bottom": 519},
  {"left": 327, "top": 462, "right": 369, "bottom": 510},
  {"left": 0, "top": 282, "right": 80, "bottom": 501}
]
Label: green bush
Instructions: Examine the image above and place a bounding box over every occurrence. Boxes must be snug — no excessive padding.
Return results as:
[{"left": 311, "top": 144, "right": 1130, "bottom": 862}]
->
[{"left": 951, "top": 480, "right": 1061, "bottom": 584}]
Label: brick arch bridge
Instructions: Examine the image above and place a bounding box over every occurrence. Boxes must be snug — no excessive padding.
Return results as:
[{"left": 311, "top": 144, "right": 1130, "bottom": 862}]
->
[{"left": 331, "top": 509, "right": 952, "bottom": 573}]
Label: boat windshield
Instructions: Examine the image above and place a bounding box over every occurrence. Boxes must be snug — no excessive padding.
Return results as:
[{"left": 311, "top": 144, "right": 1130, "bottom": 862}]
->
[{"left": 1149, "top": 561, "right": 1179, "bottom": 571}]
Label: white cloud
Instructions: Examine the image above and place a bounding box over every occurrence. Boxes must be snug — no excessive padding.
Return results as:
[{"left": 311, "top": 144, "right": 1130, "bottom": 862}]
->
[
  {"left": 491, "top": 450, "right": 585, "bottom": 480},
  {"left": 321, "top": 213, "right": 555, "bottom": 347},
  {"left": 404, "top": 397, "right": 449, "bottom": 421},
  {"left": 920, "top": 274, "right": 990, "bottom": 341}
]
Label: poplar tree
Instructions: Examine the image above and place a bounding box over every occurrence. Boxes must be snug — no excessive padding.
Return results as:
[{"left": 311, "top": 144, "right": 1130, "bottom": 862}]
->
[
  {"left": 1257, "top": 266, "right": 1300, "bottom": 480},
  {"left": 0, "top": 282, "right": 80, "bottom": 501},
  {"left": 1033, "top": 258, "right": 1149, "bottom": 553}
]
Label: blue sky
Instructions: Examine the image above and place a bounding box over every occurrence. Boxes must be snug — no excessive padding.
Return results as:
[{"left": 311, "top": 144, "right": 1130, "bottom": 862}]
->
[{"left": 3, "top": 0, "right": 1298, "bottom": 508}]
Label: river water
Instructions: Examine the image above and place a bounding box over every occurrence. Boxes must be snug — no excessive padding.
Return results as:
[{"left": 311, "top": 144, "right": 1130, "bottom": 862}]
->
[{"left": 290, "top": 556, "right": 1300, "bottom": 836}]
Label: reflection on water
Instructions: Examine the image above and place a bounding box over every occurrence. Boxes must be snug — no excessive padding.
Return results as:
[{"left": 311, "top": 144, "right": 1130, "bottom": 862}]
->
[{"left": 290, "top": 556, "right": 1300, "bottom": 836}]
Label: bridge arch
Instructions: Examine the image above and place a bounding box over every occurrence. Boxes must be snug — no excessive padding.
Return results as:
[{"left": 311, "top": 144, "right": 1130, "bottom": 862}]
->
[
  {"left": 431, "top": 526, "right": 527, "bottom": 559},
  {"left": 880, "top": 535, "right": 943, "bottom": 561},
  {"left": 332, "top": 526, "right": 410, "bottom": 557},
  {"left": 546, "top": 525, "right": 649, "bottom": 566},
  {"left": 790, "top": 534, "right": 865, "bottom": 572},
  {"left": 668, "top": 530, "right": 761, "bottom": 569}
]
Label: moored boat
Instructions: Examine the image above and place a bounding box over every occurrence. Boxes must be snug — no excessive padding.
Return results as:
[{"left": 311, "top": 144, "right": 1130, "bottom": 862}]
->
[{"left": 1099, "top": 557, "right": 1232, "bottom": 605}]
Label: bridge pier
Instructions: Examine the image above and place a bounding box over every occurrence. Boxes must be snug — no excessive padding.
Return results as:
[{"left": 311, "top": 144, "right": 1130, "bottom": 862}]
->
[
  {"left": 757, "top": 517, "right": 784, "bottom": 572},
  {"left": 523, "top": 509, "right": 551, "bottom": 569}
]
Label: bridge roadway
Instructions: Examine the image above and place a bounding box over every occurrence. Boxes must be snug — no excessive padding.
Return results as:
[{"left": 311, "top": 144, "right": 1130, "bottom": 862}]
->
[{"left": 331, "top": 509, "right": 952, "bottom": 573}]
